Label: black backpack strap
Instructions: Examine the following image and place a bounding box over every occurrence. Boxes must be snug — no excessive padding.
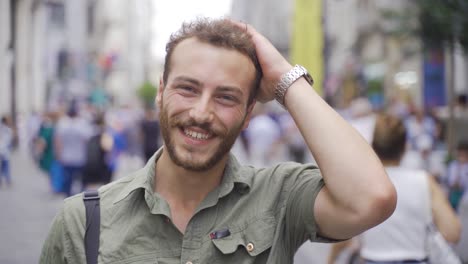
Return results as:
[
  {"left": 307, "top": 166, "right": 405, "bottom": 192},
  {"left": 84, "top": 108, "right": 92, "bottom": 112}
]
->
[{"left": 83, "top": 190, "right": 100, "bottom": 264}]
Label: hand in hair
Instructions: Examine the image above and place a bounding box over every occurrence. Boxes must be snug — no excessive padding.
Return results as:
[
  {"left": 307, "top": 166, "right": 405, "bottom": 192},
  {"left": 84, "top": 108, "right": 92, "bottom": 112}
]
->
[{"left": 230, "top": 20, "right": 293, "bottom": 103}]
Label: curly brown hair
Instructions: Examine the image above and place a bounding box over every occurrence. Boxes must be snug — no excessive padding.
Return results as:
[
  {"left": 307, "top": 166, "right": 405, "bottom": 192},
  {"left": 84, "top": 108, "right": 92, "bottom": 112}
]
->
[
  {"left": 372, "top": 113, "right": 407, "bottom": 162},
  {"left": 163, "top": 17, "right": 262, "bottom": 106}
]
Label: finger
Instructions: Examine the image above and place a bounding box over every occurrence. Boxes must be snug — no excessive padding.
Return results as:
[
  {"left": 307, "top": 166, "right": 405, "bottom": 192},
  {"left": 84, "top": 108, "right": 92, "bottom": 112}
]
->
[
  {"left": 228, "top": 19, "right": 257, "bottom": 35},
  {"left": 228, "top": 19, "right": 246, "bottom": 29}
]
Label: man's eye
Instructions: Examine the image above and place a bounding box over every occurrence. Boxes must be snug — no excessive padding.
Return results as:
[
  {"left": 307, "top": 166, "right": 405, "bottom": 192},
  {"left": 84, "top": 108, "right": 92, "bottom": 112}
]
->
[
  {"left": 217, "top": 95, "right": 239, "bottom": 105},
  {"left": 178, "top": 86, "right": 196, "bottom": 93},
  {"left": 219, "top": 95, "right": 235, "bottom": 101}
]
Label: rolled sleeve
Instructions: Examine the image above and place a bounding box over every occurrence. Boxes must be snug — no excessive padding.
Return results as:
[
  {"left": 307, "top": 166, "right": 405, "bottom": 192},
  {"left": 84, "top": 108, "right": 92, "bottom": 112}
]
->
[
  {"left": 284, "top": 167, "right": 347, "bottom": 244},
  {"left": 284, "top": 168, "right": 325, "bottom": 243}
]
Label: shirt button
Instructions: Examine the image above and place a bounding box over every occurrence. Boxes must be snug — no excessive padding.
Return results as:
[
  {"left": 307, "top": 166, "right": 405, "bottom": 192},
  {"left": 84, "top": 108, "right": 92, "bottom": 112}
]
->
[{"left": 246, "top": 242, "right": 254, "bottom": 252}]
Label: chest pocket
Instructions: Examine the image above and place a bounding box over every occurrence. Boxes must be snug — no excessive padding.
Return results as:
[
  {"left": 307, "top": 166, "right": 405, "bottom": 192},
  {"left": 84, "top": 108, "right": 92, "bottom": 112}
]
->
[{"left": 211, "top": 214, "right": 276, "bottom": 258}]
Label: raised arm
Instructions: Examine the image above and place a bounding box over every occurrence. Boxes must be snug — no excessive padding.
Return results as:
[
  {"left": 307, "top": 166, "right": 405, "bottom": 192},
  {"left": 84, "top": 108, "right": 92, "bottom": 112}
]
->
[
  {"left": 238, "top": 22, "right": 397, "bottom": 239},
  {"left": 429, "top": 175, "right": 461, "bottom": 243}
]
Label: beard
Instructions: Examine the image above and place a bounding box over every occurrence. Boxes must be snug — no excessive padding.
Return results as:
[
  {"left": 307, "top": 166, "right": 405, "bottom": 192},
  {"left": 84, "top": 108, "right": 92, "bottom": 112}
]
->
[{"left": 159, "top": 100, "right": 245, "bottom": 171}]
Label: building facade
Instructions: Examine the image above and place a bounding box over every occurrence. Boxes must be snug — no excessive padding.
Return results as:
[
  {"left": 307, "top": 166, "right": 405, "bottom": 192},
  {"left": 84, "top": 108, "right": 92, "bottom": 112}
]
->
[{"left": 0, "top": 0, "right": 155, "bottom": 123}]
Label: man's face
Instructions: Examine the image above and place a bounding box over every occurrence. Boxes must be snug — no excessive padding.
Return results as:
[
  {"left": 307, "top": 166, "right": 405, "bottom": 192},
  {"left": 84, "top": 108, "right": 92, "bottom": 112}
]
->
[{"left": 158, "top": 38, "right": 256, "bottom": 171}]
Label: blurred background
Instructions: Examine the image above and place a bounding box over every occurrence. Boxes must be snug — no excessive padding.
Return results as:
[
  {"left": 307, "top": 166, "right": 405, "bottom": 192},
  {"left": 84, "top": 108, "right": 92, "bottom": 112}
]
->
[{"left": 0, "top": 0, "right": 468, "bottom": 263}]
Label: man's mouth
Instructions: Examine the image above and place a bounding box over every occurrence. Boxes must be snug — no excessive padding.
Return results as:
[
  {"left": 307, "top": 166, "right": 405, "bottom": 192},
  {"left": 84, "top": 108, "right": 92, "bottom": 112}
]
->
[{"left": 183, "top": 128, "right": 213, "bottom": 140}]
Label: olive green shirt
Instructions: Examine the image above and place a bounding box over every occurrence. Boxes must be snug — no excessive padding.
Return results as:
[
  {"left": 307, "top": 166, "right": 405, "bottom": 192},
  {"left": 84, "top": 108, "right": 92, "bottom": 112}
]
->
[{"left": 40, "top": 149, "right": 328, "bottom": 264}]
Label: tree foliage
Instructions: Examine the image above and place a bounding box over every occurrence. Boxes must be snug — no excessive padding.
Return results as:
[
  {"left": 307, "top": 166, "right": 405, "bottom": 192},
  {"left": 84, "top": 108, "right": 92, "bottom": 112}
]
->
[
  {"left": 137, "top": 81, "right": 158, "bottom": 108},
  {"left": 418, "top": 0, "right": 468, "bottom": 51},
  {"left": 380, "top": 0, "right": 468, "bottom": 52}
]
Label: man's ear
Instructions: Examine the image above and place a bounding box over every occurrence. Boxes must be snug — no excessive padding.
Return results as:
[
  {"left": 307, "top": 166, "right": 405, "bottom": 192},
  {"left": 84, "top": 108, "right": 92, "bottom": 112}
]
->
[
  {"left": 156, "top": 76, "right": 164, "bottom": 108},
  {"left": 242, "top": 100, "right": 257, "bottom": 130}
]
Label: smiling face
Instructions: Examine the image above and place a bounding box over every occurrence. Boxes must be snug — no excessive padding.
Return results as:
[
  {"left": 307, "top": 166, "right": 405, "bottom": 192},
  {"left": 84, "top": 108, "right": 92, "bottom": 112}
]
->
[{"left": 158, "top": 38, "right": 256, "bottom": 171}]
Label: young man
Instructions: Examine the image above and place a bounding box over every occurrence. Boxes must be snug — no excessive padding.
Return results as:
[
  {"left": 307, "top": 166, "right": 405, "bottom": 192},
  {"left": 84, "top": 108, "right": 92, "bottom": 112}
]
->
[{"left": 40, "top": 18, "right": 396, "bottom": 264}]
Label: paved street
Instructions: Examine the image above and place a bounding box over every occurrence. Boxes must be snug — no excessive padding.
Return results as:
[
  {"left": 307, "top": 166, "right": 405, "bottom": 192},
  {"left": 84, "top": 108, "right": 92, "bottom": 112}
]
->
[{"left": 0, "top": 150, "right": 63, "bottom": 264}]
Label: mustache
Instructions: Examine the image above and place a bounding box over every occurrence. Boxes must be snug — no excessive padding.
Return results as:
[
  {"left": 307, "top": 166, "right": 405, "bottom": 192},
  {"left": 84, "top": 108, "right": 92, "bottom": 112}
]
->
[{"left": 172, "top": 118, "right": 219, "bottom": 135}]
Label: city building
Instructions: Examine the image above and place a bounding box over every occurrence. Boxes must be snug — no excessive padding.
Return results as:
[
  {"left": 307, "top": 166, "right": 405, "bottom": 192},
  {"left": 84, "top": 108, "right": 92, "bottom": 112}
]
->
[{"left": 0, "top": 0, "right": 154, "bottom": 123}]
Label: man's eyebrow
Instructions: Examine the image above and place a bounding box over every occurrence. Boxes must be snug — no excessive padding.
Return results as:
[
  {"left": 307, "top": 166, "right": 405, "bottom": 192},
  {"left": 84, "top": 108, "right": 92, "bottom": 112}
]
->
[{"left": 173, "top": 76, "right": 202, "bottom": 86}]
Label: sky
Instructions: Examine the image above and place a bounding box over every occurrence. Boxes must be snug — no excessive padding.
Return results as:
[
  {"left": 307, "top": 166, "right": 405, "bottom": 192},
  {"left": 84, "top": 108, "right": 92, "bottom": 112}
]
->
[{"left": 152, "top": 0, "right": 233, "bottom": 60}]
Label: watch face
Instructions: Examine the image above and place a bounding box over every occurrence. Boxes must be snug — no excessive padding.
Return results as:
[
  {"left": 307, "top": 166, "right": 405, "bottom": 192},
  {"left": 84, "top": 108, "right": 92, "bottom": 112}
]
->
[
  {"left": 297, "top": 65, "right": 313, "bottom": 85},
  {"left": 306, "top": 73, "right": 314, "bottom": 86}
]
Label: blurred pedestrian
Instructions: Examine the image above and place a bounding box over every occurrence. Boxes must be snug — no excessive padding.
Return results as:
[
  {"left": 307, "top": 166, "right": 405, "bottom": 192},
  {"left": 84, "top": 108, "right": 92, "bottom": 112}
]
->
[
  {"left": 446, "top": 141, "right": 468, "bottom": 212},
  {"left": 328, "top": 113, "right": 461, "bottom": 264},
  {"left": 245, "top": 103, "right": 283, "bottom": 166},
  {"left": 348, "top": 97, "right": 376, "bottom": 144},
  {"left": 40, "top": 17, "right": 396, "bottom": 264},
  {"left": 35, "top": 112, "right": 56, "bottom": 173},
  {"left": 35, "top": 112, "right": 64, "bottom": 193},
  {"left": 403, "top": 107, "right": 436, "bottom": 170},
  {"left": 455, "top": 94, "right": 468, "bottom": 118},
  {"left": 279, "top": 112, "right": 308, "bottom": 163},
  {"left": 140, "top": 107, "right": 160, "bottom": 162},
  {"left": 54, "top": 105, "right": 92, "bottom": 196},
  {"left": 427, "top": 117, "right": 447, "bottom": 181},
  {"left": 26, "top": 110, "right": 42, "bottom": 154},
  {"left": 82, "top": 115, "right": 114, "bottom": 190},
  {"left": 0, "top": 116, "right": 13, "bottom": 187}
]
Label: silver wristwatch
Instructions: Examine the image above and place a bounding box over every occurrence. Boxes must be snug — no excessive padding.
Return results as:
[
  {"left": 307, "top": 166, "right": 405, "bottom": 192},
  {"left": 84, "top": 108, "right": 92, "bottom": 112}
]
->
[{"left": 274, "top": 64, "right": 314, "bottom": 106}]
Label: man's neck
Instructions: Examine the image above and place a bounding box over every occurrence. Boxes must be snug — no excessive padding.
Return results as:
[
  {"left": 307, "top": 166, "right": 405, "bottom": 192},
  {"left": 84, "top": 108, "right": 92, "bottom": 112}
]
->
[{"left": 154, "top": 151, "right": 228, "bottom": 211}]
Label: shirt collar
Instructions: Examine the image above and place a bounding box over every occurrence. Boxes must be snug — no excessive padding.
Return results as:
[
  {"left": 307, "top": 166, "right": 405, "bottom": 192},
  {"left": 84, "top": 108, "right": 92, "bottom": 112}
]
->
[
  {"left": 112, "top": 148, "right": 161, "bottom": 204},
  {"left": 113, "top": 148, "right": 253, "bottom": 204},
  {"left": 218, "top": 153, "right": 253, "bottom": 197}
]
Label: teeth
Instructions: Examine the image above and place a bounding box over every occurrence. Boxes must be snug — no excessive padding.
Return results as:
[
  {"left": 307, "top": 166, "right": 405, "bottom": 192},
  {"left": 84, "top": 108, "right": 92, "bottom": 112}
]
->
[{"left": 184, "top": 129, "right": 211, "bottom": 140}]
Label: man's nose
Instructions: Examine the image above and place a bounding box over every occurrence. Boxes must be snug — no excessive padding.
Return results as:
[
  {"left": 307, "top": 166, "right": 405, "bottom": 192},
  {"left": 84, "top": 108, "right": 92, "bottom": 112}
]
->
[{"left": 189, "top": 96, "right": 214, "bottom": 123}]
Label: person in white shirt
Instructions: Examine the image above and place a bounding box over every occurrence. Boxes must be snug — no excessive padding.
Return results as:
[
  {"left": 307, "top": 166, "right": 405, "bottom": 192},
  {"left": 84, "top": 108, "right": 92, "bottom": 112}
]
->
[{"left": 328, "top": 113, "right": 461, "bottom": 264}]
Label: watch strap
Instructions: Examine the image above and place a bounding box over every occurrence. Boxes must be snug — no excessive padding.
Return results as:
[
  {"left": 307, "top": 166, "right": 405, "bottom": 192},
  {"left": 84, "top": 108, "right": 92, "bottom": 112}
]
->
[{"left": 274, "top": 64, "right": 314, "bottom": 106}]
